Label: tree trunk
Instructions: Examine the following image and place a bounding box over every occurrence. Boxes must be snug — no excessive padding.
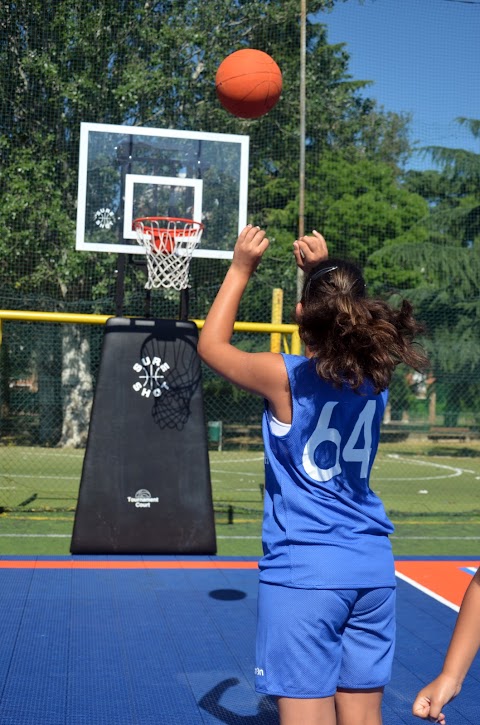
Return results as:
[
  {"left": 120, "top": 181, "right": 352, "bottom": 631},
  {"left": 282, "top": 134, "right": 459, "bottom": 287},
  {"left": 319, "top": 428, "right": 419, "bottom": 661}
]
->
[
  {"left": 38, "top": 325, "right": 62, "bottom": 446},
  {"left": 58, "top": 325, "right": 93, "bottom": 448}
]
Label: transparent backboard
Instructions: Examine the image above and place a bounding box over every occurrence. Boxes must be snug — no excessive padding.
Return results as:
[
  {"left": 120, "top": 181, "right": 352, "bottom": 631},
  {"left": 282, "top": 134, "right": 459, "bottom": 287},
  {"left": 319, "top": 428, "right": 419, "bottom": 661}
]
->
[{"left": 76, "top": 122, "right": 249, "bottom": 259}]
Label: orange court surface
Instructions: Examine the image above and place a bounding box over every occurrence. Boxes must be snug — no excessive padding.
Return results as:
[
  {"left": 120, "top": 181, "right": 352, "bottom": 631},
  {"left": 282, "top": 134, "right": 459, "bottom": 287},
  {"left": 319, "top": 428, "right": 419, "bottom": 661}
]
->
[{"left": 395, "top": 558, "right": 479, "bottom": 610}]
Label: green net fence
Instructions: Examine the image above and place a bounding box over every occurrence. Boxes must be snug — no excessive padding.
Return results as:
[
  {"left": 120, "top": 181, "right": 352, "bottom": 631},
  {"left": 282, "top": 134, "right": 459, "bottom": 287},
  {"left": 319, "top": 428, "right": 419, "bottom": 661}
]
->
[{"left": 1, "top": 0, "right": 479, "bottom": 556}]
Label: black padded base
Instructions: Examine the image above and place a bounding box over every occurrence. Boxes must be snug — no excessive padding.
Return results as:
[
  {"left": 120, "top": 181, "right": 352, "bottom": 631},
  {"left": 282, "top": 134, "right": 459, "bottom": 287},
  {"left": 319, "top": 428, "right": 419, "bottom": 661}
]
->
[{"left": 71, "top": 317, "right": 216, "bottom": 554}]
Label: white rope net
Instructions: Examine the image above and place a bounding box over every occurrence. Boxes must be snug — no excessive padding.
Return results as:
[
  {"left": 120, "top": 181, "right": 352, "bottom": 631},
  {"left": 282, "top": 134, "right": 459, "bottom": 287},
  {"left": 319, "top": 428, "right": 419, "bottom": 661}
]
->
[{"left": 133, "top": 217, "right": 203, "bottom": 290}]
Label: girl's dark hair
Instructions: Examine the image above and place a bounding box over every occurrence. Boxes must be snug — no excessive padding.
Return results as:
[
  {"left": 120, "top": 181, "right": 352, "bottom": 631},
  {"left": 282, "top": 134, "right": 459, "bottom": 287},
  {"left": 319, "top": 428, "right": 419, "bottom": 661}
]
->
[{"left": 298, "top": 258, "right": 429, "bottom": 394}]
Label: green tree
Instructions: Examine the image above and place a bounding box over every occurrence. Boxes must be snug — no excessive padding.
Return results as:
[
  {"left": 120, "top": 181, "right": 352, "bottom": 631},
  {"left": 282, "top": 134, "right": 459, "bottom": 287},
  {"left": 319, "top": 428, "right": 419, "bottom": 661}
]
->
[
  {"left": 372, "top": 118, "right": 480, "bottom": 426},
  {"left": 0, "top": 0, "right": 421, "bottom": 444},
  {"left": 259, "top": 154, "right": 429, "bottom": 290}
]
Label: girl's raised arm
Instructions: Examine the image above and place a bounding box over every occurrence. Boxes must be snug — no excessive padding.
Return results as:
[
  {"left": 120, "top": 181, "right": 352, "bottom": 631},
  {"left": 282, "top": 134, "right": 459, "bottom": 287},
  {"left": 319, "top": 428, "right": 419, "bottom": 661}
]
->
[{"left": 197, "top": 225, "right": 288, "bottom": 406}]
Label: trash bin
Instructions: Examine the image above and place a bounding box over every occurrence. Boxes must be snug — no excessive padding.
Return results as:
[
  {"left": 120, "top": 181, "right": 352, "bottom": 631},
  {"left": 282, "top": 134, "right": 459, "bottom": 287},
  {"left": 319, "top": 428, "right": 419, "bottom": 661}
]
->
[{"left": 208, "top": 420, "right": 223, "bottom": 451}]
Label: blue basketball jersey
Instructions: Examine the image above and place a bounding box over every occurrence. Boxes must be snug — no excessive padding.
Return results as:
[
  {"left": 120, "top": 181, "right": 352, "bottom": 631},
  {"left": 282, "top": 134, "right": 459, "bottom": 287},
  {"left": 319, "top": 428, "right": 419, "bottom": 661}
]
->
[{"left": 259, "top": 353, "right": 395, "bottom": 589}]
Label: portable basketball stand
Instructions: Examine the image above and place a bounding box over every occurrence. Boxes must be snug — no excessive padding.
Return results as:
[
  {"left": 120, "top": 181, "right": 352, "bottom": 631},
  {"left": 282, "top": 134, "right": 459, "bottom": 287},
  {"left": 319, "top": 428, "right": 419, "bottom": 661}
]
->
[{"left": 71, "top": 218, "right": 217, "bottom": 555}]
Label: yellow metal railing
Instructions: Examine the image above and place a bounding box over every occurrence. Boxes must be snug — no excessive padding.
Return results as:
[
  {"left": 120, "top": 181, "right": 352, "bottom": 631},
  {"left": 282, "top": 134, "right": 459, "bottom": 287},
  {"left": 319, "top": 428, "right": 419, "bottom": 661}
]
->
[
  {"left": 0, "top": 309, "right": 302, "bottom": 355},
  {"left": 270, "top": 288, "right": 284, "bottom": 354}
]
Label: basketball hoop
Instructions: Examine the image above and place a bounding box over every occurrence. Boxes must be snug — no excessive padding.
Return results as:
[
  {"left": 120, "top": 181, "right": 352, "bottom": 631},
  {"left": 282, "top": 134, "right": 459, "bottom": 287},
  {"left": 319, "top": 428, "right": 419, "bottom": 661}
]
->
[{"left": 133, "top": 217, "right": 203, "bottom": 291}]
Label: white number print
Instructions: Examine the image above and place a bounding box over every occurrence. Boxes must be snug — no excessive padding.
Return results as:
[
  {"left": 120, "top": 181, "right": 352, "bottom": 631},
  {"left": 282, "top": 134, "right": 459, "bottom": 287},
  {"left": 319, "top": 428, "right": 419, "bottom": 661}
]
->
[{"left": 302, "top": 400, "right": 377, "bottom": 482}]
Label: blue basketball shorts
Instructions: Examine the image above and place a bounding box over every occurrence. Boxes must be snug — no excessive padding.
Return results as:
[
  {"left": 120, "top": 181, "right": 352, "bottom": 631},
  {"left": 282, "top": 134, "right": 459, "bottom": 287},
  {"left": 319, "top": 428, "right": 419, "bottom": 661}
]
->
[{"left": 255, "top": 582, "right": 396, "bottom": 698}]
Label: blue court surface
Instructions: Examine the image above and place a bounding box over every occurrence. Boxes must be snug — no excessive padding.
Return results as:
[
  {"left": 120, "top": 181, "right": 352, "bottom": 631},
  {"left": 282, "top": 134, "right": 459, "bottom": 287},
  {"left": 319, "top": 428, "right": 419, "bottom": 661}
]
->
[{"left": 0, "top": 556, "right": 479, "bottom": 724}]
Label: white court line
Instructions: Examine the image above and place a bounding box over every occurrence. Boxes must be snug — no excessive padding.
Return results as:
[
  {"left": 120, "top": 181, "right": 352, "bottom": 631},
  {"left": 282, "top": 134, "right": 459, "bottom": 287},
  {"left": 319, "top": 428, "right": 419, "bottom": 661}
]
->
[
  {"left": 1, "top": 473, "right": 79, "bottom": 481},
  {"left": 211, "top": 454, "right": 475, "bottom": 483},
  {"left": 388, "top": 534, "right": 480, "bottom": 541},
  {"left": 0, "top": 534, "right": 70, "bottom": 538},
  {"left": 211, "top": 469, "right": 259, "bottom": 477},
  {"left": 3, "top": 531, "right": 475, "bottom": 540},
  {"left": 0, "top": 533, "right": 258, "bottom": 540},
  {"left": 0, "top": 532, "right": 258, "bottom": 540},
  {"left": 381, "top": 454, "right": 475, "bottom": 481},
  {"left": 395, "top": 570, "right": 460, "bottom": 612},
  {"left": 211, "top": 456, "right": 264, "bottom": 464},
  {"left": 11, "top": 450, "right": 83, "bottom": 458}
]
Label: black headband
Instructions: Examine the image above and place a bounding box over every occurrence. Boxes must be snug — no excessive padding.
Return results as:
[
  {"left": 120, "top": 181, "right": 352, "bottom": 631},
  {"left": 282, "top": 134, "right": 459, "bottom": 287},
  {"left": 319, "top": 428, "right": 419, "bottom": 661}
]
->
[{"left": 304, "top": 265, "right": 338, "bottom": 300}]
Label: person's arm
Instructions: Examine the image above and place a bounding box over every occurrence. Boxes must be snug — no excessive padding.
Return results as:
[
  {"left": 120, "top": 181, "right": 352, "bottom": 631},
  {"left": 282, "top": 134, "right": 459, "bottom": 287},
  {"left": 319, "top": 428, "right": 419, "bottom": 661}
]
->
[
  {"left": 197, "top": 225, "right": 288, "bottom": 406},
  {"left": 293, "top": 230, "right": 328, "bottom": 274},
  {"left": 198, "top": 225, "right": 330, "bottom": 415},
  {"left": 412, "top": 568, "right": 480, "bottom": 724}
]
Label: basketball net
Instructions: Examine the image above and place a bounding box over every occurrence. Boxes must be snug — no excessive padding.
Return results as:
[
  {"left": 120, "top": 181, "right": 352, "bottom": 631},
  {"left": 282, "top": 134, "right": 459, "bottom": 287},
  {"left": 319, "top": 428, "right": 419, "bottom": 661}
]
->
[{"left": 133, "top": 217, "right": 203, "bottom": 291}]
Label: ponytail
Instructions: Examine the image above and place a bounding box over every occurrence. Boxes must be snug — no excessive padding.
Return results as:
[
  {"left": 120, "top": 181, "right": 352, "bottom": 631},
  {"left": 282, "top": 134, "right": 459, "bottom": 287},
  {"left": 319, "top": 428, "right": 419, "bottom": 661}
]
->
[{"left": 298, "top": 259, "right": 428, "bottom": 393}]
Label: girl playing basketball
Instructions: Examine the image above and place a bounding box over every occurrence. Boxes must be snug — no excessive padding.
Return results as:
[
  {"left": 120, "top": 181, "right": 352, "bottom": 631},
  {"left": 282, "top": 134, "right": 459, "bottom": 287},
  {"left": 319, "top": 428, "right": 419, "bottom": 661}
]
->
[{"left": 198, "top": 225, "right": 428, "bottom": 725}]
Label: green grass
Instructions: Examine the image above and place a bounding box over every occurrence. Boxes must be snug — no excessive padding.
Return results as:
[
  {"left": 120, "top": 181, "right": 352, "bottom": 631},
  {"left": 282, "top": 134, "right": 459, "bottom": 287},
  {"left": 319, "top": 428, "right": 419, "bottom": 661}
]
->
[{"left": 1, "top": 441, "right": 480, "bottom": 557}]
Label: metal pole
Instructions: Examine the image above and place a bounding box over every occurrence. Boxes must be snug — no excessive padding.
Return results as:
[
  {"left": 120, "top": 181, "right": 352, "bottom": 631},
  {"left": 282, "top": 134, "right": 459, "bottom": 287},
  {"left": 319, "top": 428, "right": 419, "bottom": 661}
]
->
[
  {"left": 270, "top": 288, "right": 284, "bottom": 352},
  {"left": 297, "top": 0, "right": 307, "bottom": 301}
]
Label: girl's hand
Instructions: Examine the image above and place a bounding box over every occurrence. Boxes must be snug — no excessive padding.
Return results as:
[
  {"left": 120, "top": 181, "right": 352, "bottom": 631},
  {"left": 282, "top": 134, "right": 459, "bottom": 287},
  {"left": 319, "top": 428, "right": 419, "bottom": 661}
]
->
[
  {"left": 293, "top": 230, "right": 328, "bottom": 273},
  {"left": 412, "top": 693, "right": 446, "bottom": 724},
  {"left": 231, "top": 225, "right": 269, "bottom": 277},
  {"left": 412, "top": 674, "right": 461, "bottom": 724}
]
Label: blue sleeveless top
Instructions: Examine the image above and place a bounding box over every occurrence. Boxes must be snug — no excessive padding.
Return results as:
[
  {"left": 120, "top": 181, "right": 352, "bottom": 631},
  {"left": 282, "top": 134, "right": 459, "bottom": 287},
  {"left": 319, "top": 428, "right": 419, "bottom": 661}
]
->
[{"left": 259, "top": 354, "right": 395, "bottom": 589}]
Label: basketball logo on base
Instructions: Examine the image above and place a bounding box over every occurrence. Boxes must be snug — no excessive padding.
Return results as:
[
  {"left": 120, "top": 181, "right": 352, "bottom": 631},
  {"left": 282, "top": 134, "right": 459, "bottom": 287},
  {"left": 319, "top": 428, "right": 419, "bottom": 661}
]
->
[{"left": 132, "top": 355, "right": 171, "bottom": 398}]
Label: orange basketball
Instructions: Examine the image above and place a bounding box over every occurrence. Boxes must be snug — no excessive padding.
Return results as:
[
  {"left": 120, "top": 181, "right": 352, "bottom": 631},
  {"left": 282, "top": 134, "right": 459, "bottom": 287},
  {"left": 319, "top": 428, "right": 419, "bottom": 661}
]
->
[{"left": 215, "top": 49, "right": 282, "bottom": 119}]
